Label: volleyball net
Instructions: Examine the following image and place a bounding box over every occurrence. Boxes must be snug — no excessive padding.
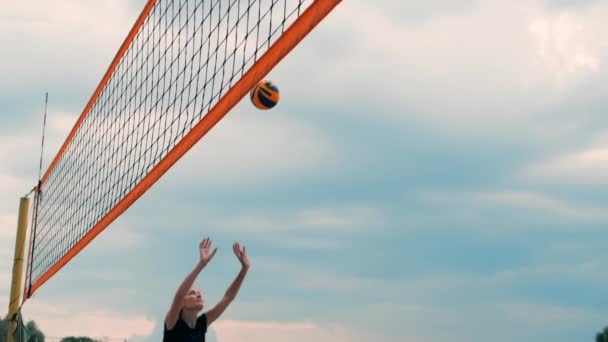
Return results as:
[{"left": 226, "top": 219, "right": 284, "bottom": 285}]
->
[{"left": 19, "top": 0, "right": 341, "bottom": 301}]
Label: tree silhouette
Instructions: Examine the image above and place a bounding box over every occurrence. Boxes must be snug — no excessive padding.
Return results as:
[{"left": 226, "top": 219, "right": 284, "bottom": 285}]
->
[{"left": 597, "top": 326, "right": 608, "bottom": 342}]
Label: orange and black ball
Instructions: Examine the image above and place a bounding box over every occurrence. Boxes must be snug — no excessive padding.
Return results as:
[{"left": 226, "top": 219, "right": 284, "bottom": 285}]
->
[{"left": 250, "top": 80, "right": 280, "bottom": 110}]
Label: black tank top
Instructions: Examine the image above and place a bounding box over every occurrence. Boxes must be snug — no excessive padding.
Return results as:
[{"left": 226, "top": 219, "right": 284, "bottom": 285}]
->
[{"left": 163, "top": 313, "right": 207, "bottom": 342}]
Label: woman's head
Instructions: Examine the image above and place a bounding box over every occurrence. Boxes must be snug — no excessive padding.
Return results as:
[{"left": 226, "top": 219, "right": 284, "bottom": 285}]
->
[{"left": 183, "top": 287, "right": 204, "bottom": 312}]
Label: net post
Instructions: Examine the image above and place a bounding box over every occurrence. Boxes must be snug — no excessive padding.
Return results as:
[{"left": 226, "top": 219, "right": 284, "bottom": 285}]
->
[{"left": 7, "top": 197, "right": 30, "bottom": 342}]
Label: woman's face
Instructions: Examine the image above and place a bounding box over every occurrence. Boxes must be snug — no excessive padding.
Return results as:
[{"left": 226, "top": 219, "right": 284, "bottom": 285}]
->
[{"left": 183, "top": 288, "right": 204, "bottom": 311}]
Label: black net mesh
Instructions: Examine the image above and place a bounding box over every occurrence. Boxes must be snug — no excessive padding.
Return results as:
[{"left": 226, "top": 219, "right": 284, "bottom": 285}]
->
[{"left": 29, "top": 0, "right": 314, "bottom": 290}]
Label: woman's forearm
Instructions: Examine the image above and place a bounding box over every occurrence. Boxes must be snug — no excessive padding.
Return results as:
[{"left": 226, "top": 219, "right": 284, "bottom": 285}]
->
[
  {"left": 224, "top": 267, "right": 248, "bottom": 301},
  {"left": 175, "top": 261, "right": 206, "bottom": 298}
]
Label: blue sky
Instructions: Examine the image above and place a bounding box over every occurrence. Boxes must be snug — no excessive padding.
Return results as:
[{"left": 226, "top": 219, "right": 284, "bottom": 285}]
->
[{"left": 1, "top": 0, "right": 607, "bottom": 341}]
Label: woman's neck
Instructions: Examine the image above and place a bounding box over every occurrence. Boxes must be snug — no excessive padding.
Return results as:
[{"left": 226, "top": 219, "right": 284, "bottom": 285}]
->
[{"left": 181, "top": 309, "right": 198, "bottom": 328}]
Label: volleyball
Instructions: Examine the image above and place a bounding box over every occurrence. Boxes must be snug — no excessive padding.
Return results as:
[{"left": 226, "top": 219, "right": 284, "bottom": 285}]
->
[{"left": 250, "top": 80, "right": 280, "bottom": 110}]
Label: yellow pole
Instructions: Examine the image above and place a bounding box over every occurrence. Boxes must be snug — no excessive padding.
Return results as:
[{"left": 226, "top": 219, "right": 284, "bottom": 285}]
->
[{"left": 7, "top": 197, "right": 30, "bottom": 342}]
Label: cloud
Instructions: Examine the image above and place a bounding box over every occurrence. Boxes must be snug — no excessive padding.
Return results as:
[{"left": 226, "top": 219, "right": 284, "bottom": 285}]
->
[
  {"left": 502, "top": 301, "right": 604, "bottom": 325},
  {"left": 200, "top": 204, "right": 385, "bottom": 249},
  {"left": 372, "top": 0, "right": 480, "bottom": 25},
  {"left": 473, "top": 190, "right": 608, "bottom": 221},
  {"left": 107, "top": 202, "right": 371, "bottom": 254},
  {"left": 3, "top": 291, "right": 156, "bottom": 340},
  {"left": 528, "top": 9, "right": 601, "bottom": 89},
  {"left": 21, "top": 300, "right": 155, "bottom": 341},
  {"left": 281, "top": 0, "right": 608, "bottom": 150},
  {"left": 0, "top": 109, "right": 78, "bottom": 182},
  {"left": 283, "top": 267, "right": 606, "bottom": 340},
  {"left": 0, "top": 0, "right": 139, "bottom": 93},
  {"left": 4, "top": 2, "right": 608, "bottom": 342},
  {"left": 254, "top": 247, "right": 606, "bottom": 299},
  {"left": 221, "top": 268, "right": 606, "bottom": 342},
  {"left": 258, "top": 236, "right": 346, "bottom": 250},
  {"left": 342, "top": 300, "right": 605, "bottom": 342},
  {"left": 523, "top": 144, "right": 608, "bottom": 185},
  {"left": 492, "top": 260, "right": 607, "bottom": 284},
  {"left": 543, "top": 0, "right": 602, "bottom": 10},
  {"left": 13, "top": 265, "right": 597, "bottom": 342},
  {"left": 0, "top": 214, "right": 18, "bottom": 239},
  {"left": 0, "top": 0, "right": 338, "bottom": 194},
  {"left": 213, "top": 320, "right": 394, "bottom": 342},
  {"left": 0, "top": 270, "right": 12, "bottom": 308},
  {"left": 420, "top": 189, "right": 608, "bottom": 225},
  {"left": 0, "top": 0, "right": 348, "bottom": 208},
  {"left": 166, "top": 113, "right": 339, "bottom": 187},
  {"left": 0, "top": 173, "right": 33, "bottom": 211},
  {"left": 216, "top": 205, "right": 382, "bottom": 234},
  {"left": 90, "top": 222, "right": 144, "bottom": 250},
  {"left": 0, "top": 103, "right": 151, "bottom": 303}
]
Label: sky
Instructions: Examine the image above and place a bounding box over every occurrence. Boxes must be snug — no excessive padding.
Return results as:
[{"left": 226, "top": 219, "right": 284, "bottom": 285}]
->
[{"left": 1, "top": 0, "right": 607, "bottom": 341}]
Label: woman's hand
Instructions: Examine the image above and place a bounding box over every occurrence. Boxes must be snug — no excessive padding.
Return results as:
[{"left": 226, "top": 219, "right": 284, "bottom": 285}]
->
[
  {"left": 233, "top": 242, "right": 250, "bottom": 270},
  {"left": 199, "top": 237, "right": 218, "bottom": 266}
]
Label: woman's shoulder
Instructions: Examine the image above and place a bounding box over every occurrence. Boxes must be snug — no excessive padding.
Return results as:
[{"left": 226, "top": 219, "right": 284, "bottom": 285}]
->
[{"left": 197, "top": 313, "right": 208, "bottom": 331}]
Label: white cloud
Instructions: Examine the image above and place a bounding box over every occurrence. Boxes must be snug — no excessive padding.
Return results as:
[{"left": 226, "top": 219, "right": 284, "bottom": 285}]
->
[
  {"left": 528, "top": 10, "right": 600, "bottom": 89},
  {"left": 420, "top": 189, "right": 608, "bottom": 224},
  {"left": 221, "top": 272, "right": 607, "bottom": 342},
  {"left": 0, "top": 109, "right": 78, "bottom": 217},
  {"left": 0, "top": 272, "right": 12, "bottom": 307},
  {"left": 0, "top": 135, "right": 37, "bottom": 173},
  {"left": 372, "top": 0, "right": 480, "bottom": 25},
  {"left": 1, "top": 0, "right": 343, "bottom": 191},
  {"left": 277, "top": 267, "right": 606, "bottom": 340},
  {"left": 262, "top": 236, "right": 346, "bottom": 250},
  {"left": 0, "top": 0, "right": 140, "bottom": 92},
  {"left": 0, "top": 0, "right": 338, "bottom": 195},
  {"left": 91, "top": 223, "right": 144, "bottom": 250},
  {"left": 492, "top": 260, "right": 607, "bottom": 283},
  {"left": 0, "top": 214, "right": 18, "bottom": 239},
  {"left": 502, "top": 301, "right": 604, "bottom": 325},
  {"left": 1, "top": 294, "right": 155, "bottom": 340},
  {"left": 0, "top": 110, "right": 144, "bottom": 302},
  {"left": 213, "top": 320, "right": 393, "bottom": 342},
  {"left": 225, "top": 300, "right": 471, "bottom": 342},
  {"left": 524, "top": 145, "right": 608, "bottom": 185},
  {"left": 21, "top": 300, "right": 155, "bottom": 341},
  {"left": 216, "top": 205, "right": 382, "bottom": 234},
  {"left": 0, "top": 173, "right": 33, "bottom": 210},
  {"left": 166, "top": 113, "right": 339, "bottom": 187},
  {"left": 295, "top": 207, "right": 378, "bottom": 230},
  {"left": 280, "top": 0, "right": 608, "bottom": 146},
  {"left": 252, "top": 258, "right": 435, "bottom": 295},
  {"left": 339, "top": 300, "right": 606, "bottom": 342},
  {"left": 298, "top": 273, "right": 385, "bottom": 291},
  {"left": 204, "top": 205, "right": 384, "bottom": 249},
  {"left": 0, "top": 110, "right": 77, "bottom": 185},
  {"left": 11, "top": 266, "right": 598, "bottom": 342},
  {"left": 474, "top": 190, "right": 608, "bottom": 221},
  {"left": 3, "top": 2, "right": 607, "bottom": 342}
]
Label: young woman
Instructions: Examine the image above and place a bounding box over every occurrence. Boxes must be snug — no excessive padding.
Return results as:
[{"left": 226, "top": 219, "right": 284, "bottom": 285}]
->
[{"left": 163, "top": 237, "right": 250, "bottom": 342}]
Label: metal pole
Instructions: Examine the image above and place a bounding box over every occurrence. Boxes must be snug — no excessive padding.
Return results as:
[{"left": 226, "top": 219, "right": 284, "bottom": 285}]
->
[{"left": 7, "top": 197, "right": 31, "bottom": 342}]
